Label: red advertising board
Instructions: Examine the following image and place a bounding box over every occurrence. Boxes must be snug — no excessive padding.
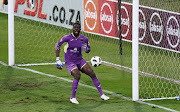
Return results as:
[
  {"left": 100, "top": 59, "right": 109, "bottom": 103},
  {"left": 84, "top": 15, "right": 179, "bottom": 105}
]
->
[
  {"left": 83, "top": 0, "right": 132, "bottom": 39},
  {"left": 98, "top": 0, "right": 117, "bottom": 37},
  {"left": 84, "top": 0, "right": 180, "bottom": 52}
]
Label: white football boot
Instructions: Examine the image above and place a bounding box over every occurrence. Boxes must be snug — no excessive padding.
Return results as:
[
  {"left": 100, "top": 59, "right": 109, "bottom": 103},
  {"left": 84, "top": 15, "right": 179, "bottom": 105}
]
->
[
  {"left": 70, "top": 98, "right": 79, "bottom": 104},
  {"left": 100, "top": 94, "right": 110, "bottom": 100}
]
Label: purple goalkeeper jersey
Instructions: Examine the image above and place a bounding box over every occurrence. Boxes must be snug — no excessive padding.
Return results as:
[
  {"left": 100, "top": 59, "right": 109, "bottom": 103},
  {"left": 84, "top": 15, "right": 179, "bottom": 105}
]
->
[{"left": 55, "top": 33, "right": 91, "bottom": 63}]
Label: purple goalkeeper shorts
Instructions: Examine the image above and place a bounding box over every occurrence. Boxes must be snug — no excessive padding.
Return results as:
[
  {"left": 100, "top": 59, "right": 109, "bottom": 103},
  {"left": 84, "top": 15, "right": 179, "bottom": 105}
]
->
[{"left": 65, "top": 59, "right": 87, "bottom": 75}]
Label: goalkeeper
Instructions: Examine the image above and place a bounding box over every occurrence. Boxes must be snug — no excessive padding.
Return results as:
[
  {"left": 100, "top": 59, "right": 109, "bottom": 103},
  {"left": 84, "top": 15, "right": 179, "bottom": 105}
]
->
[{"left": 55, "top": 22, "right": 109, "bottom": 104}]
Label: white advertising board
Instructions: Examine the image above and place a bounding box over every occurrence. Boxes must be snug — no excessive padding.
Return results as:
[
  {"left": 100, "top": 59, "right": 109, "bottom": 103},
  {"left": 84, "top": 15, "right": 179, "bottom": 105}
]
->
[{"left": 0, "top": 0, "right": 84, "bottom": 29}]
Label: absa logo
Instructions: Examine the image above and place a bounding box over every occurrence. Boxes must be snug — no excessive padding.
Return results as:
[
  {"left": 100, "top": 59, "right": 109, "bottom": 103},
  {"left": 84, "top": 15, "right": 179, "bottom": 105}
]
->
[
  {"left": 139, "top": 9, "right": 146, "bottom": 41},
  {"left": 120, "top": 6, "right": 130, "bottom": 37},
  {"left": 84, "top": 0, "right": 97, "bottom": 31},
  {"left": 149, "top": 12, "right": 163, "bottom": 45},
  {"left": 166, "top": 16, "right": 180, "bottom": 48},
  {"left": 100, "top": 2, "right": 113, "bottom": 34}
]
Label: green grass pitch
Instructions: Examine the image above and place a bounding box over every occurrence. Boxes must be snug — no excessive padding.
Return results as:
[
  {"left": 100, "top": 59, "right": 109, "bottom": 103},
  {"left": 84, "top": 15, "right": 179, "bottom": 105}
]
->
[{"left": 0, "top": 12, "right": 180, "bottom": 112}]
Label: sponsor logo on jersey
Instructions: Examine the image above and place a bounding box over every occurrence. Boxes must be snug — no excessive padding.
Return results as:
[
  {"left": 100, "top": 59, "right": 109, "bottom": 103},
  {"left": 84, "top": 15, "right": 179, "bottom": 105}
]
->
[
  {"left": 70, "top": 39, "right": 74, "bottom": 41},
  {"left": 70, "top": 48, "right": 79, "bottom": 53}
]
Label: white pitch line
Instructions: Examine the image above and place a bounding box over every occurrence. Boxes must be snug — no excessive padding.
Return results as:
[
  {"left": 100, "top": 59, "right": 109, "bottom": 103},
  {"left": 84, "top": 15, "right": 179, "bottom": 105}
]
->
[
  {"left": 0, "top": 61, "right": 8, "bottom": 66},
  {"left": 0, "top": 61, "right": 179, "bottom": 112}
]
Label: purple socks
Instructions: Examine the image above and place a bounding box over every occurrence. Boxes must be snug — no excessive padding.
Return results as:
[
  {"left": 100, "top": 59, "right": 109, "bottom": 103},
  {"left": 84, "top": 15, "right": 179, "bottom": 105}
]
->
[
  {"left": 71, "top": 79, "right": 79, "bottom": 99},
  {"left": 71, "top": 76, "right": 103, "bottom": 99},
  {"left": 92, "top": 76, "right": 103, "bottom": 96}
]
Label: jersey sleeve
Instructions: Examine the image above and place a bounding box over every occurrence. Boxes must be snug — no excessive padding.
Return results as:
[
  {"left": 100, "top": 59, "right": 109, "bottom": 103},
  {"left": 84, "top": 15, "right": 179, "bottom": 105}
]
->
[{"left": 55, "top": 36, "right": 69, "bottom": 51}]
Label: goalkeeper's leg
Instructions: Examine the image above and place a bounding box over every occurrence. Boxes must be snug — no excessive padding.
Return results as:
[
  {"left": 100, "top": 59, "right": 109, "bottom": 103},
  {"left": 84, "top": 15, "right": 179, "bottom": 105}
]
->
[
  {"left": 66, "top": 63, "right": 80, "bottom": 104},
  {"left": 70, "top": 69, "right": 81, "bottom": 104},
  {"left": 81, "top": 62, "right": 110, "bottom": 100},
  {"left": 70, "top": 77, "right": 79, "bottom": 104}
]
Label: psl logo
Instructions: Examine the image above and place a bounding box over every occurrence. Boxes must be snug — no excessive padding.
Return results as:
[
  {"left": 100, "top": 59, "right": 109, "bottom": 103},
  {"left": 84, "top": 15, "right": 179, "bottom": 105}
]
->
[{"left": 14, "top": 0, "right": 47, "bottom": 19}]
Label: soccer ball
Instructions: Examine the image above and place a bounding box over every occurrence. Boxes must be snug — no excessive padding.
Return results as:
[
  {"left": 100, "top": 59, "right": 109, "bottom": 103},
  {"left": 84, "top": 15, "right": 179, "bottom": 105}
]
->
[{"left": 90, "top": 56, "right": 102, "bottom": 67}]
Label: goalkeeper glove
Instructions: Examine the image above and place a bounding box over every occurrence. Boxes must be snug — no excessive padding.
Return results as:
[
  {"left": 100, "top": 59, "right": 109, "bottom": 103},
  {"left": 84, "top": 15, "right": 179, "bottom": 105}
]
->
[
  {"left": 81, "top": 44, "right": 88, "bottom": 52},
  {"left": 56, "top": 57, "right": 64, "bottom": 70}
]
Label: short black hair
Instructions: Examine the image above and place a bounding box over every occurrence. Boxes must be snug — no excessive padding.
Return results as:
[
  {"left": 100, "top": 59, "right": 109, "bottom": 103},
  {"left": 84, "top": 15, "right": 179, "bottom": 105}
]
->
[{"left": 73, "top": 22, "right": 81, "bottom": 28}]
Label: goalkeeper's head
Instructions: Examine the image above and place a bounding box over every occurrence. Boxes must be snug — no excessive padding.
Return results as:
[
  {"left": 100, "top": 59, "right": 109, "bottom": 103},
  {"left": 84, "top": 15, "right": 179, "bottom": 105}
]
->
[{"left": 72, "top": 22, "right": 81, "bottom": 37}]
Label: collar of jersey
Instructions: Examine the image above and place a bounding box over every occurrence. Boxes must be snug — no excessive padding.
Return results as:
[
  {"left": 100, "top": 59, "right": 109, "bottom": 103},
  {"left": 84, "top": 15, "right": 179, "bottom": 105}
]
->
[{"left": 72, "top": 33, "right": 80, "bottom": 40}]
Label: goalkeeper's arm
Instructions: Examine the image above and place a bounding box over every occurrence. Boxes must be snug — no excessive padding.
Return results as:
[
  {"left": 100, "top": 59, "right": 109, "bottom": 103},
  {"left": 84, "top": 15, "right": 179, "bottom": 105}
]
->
[
  {"left": 55, "top": 36, "right": 69, "bottom": 69},
  {"left": 55, "top": 50, "right": 64, "bottom": 70},
  {"left": 55, "top": 42, "right": 64, "bottom": 69},
  {"left": 85, "top": 37, "right": 91, "bottom": 53},
  {"left": 56, "top": 50, "right": 60, "bottom": 57}
]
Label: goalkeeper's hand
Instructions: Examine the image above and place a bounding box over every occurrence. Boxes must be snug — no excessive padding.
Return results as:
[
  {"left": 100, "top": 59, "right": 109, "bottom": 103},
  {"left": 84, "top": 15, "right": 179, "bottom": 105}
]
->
[
  {"left": 81, "top": 44, "right": 90, "bottom": 53},
  {"left": 56, "top": 57, "right": 64, "bottom": 70}
]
